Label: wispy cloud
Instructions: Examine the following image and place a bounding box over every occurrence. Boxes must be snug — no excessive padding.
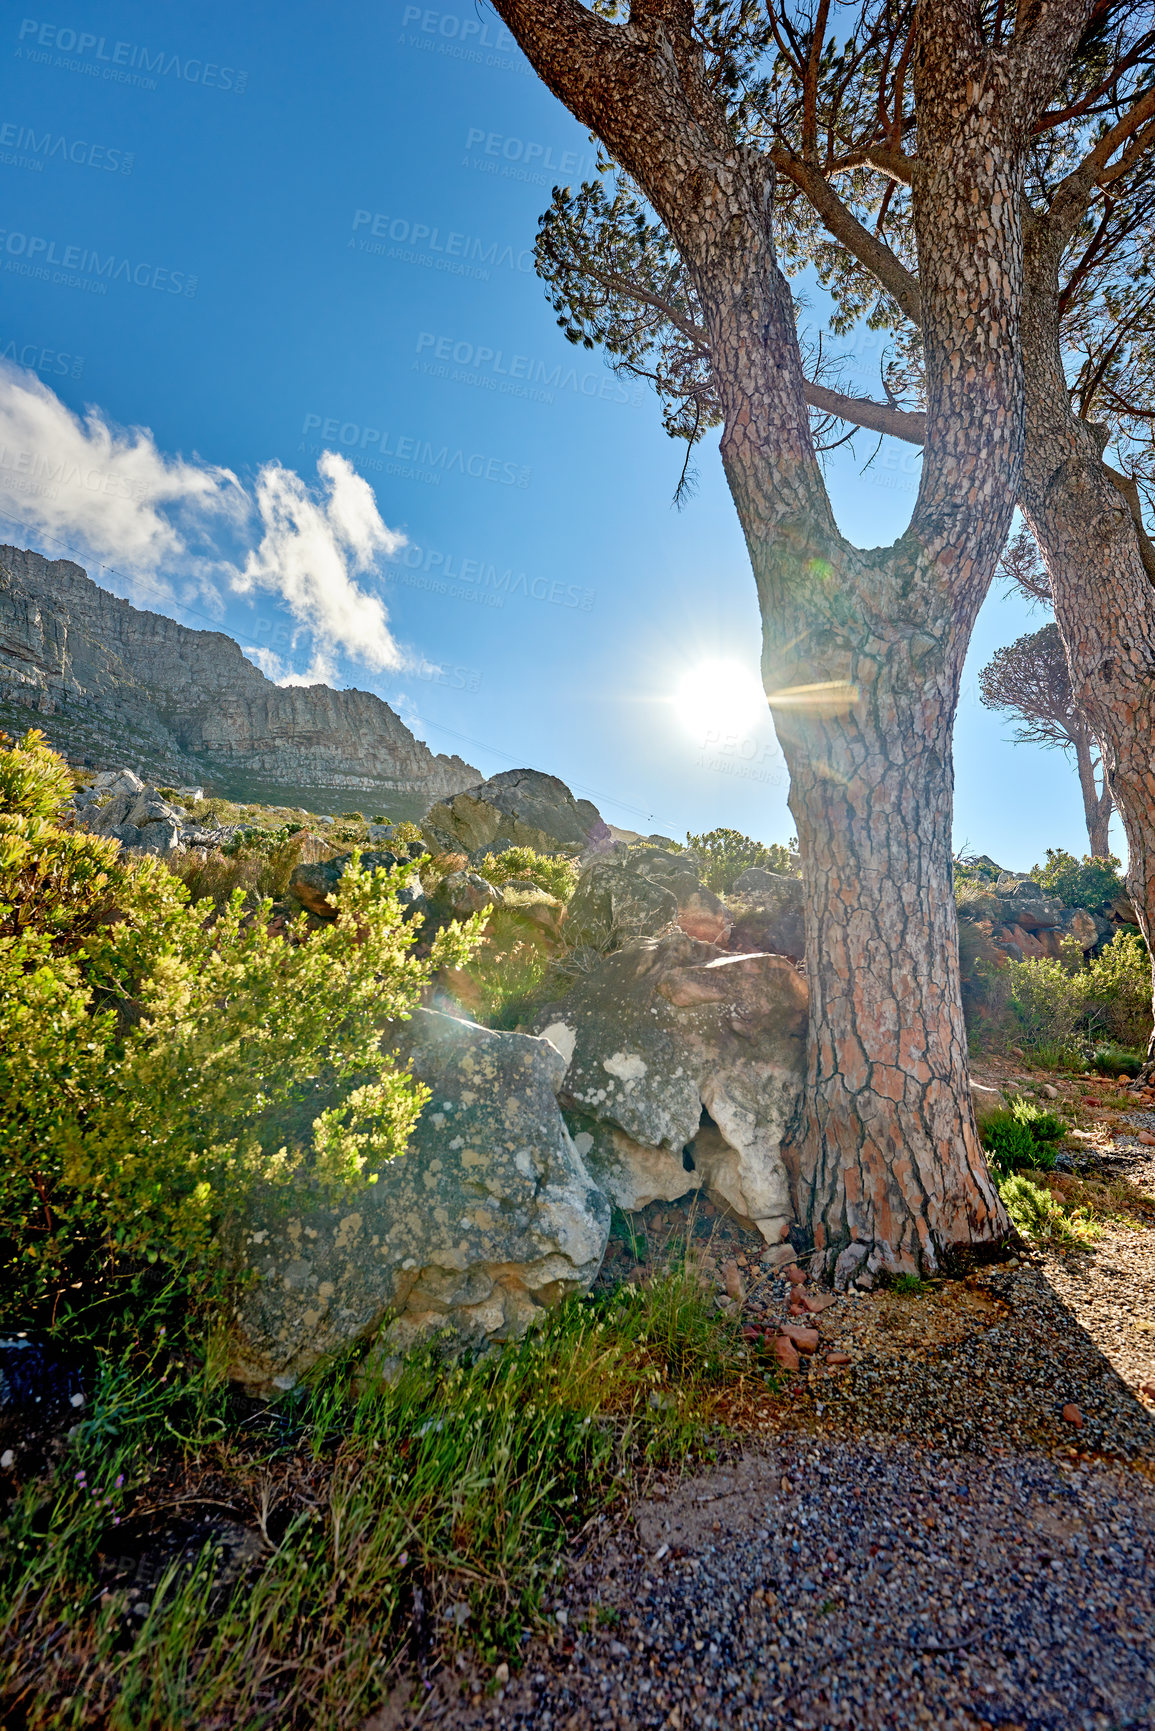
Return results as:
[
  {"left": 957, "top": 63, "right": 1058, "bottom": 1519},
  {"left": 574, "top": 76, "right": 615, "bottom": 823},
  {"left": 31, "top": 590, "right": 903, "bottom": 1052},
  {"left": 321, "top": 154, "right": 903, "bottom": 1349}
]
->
[
  {"left": 237, "top": 451, "right": 405, "bottom": 677},
  {"left": 0, "top": 363, "right": 406, "bottom": 682}
]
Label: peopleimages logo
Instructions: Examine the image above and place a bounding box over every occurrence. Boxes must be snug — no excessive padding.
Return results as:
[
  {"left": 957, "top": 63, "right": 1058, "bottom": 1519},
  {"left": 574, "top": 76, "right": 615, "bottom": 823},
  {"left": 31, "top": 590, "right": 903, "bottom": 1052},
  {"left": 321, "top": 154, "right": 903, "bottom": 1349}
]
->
[
  {"left": 0, "top": 230, "right": 197, "bottom": 297},
  {"left": 300, "top": 414, "right": 531, "bottom": 489},
  {"left": 0, "top": 334, "right": 84, "bottom": 376},
  {"left": 391, "top": 540, "right": 595, "bottom": 612},
  {"left": 461, "top": 127, "right": 595, "bottom": 187},
  {"left": 14, "top": 20, "right": 248, "bottom": 92},
  {"left": 350, "top": 210, "right": 533, "bottom": 280},
  {"left": 414, "top": 331, "right": 643, "bottom": 409},
  {"left": 0, "top": 118, "right": 134, "bottom": 172}
]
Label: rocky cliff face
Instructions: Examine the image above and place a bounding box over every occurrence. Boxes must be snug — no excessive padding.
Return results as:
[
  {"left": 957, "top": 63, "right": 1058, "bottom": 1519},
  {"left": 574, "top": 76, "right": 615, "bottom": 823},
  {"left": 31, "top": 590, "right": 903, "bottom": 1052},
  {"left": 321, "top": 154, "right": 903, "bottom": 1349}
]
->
[{"left": 0, "top": 545, "right": 480, "bottom": 812}]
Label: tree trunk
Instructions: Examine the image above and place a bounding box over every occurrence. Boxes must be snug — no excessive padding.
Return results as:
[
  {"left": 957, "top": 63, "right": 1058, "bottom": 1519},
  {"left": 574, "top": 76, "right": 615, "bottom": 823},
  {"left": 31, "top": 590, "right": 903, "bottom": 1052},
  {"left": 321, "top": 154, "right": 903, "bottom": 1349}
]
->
[
  {"left": 1071, "top": 725, "right": 1113, "bottom": 860},
  {"left": 773, "top": 645, "right": 1005, "bottom": 1283},
  {"left": 480, "top": 0, "right": 1095, "bottom": 1271},
  {"left": 1019, "top": 233, "right": 1155, "bottom": 1058}
]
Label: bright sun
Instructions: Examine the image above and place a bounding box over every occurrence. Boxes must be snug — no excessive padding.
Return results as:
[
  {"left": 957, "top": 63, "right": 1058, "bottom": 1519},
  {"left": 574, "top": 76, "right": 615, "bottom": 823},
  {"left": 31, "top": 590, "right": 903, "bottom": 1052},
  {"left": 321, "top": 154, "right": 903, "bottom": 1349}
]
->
[{"left": 673, "top": 659, "right": 767, "bottom": 740}]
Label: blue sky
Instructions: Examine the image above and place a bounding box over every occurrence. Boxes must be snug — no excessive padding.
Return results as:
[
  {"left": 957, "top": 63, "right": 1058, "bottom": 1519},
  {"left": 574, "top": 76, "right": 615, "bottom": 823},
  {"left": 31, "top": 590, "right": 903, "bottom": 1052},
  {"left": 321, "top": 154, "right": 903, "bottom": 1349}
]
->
[{"left": 0, "top": 0, "right": 1119, "bottom": 865}]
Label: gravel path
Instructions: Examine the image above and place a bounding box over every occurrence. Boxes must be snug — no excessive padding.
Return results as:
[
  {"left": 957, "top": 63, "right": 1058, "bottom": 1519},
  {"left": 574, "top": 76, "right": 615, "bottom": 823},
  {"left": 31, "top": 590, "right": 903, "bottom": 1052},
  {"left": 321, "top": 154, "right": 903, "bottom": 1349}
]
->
[
  {"left": 370, "top": 1074, "right": 1155, "bottom": 1730},
  {"left": 382, "top": 1440, "right": 1155, "bottom": 1731}
]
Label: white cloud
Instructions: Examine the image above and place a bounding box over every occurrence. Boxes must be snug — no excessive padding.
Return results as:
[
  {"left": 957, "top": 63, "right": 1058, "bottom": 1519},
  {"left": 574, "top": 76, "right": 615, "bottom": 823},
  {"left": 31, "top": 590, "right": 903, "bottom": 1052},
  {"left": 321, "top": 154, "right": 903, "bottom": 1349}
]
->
[
  {"left": 0, "top": 359, "right": 244, "bottom": 595},
  {"left": 238, "top": 451, "right": 404, "bottom": 675},
  {"left": 0, "top": 364, "right": 407, "bottom": 681}
]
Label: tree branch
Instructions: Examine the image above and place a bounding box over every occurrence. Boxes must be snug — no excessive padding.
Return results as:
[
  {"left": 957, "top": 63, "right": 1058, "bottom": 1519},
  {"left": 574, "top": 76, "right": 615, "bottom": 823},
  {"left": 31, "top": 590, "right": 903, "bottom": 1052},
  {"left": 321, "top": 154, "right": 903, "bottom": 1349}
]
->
[
  {"left": 804, "top": 382, "right": 925, "bottom": 443},
  {"left": 1006, "top": 0, "right": 1103, "bottom": 130},
  {"left": 1104, "top": 463, "right": 1155, "bottom": 583},
  {"left": 771, "top": 148, "right": 923, "bottom": 325},
  {"left": 1047, "top": 84, "right": 1155, "bottom": 239}
]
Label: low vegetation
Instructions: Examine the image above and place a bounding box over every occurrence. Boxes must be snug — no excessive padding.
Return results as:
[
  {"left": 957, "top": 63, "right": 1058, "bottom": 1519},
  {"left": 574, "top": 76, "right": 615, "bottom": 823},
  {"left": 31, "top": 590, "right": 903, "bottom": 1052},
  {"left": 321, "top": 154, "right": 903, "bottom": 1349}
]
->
[
  {"left": 0, "top": 1267, "right": 744, "bottom": 1728},
  {"left": 1, "top": 730, "right": 484, "bottom": 1336},
  {"left": 682, "top": 826, "right": 798, "bottom": 894}
]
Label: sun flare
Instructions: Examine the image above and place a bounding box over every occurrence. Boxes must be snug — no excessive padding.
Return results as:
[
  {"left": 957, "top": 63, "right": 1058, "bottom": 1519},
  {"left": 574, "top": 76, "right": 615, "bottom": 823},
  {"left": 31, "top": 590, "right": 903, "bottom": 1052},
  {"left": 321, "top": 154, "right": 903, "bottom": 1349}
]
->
[{"left": 673, "top": 659, "right": 768, "bottom": 740}]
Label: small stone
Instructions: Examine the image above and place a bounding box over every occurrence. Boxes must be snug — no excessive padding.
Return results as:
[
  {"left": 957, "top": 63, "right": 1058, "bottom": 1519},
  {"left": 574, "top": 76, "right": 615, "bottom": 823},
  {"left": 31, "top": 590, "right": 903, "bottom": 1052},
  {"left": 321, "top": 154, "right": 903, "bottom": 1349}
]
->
[
  {"left": 780, "top": 1325, "right": 820, "bottom": 1353},
  {"left": 1040, "top": 1083, "right": 1059, "bottom": 1099},
  {"left": 826, "top": 1352, "right": 851, "bottom": 1366},
  {"left": 0, "top": 1449, "right": 14, "bottom": 1469},
  {"left": 772, "top": 1335, "right": 800, "bottom": 1371},
  {"left": 1061, "top": 1403, "right": 1084, "bottom": 1427},
  {"left": 494, "top": 1661, "right": 510, "bottom": 1685},
  {"left": 1138, "top": 1132, "right": 1155, "bottom": 1147},
  {"left": 783, "top": 1264, "right": 807, "bottom": 1285},
  {"left": 723, "top": 1261, "right": 745, "bottom": 1303}
]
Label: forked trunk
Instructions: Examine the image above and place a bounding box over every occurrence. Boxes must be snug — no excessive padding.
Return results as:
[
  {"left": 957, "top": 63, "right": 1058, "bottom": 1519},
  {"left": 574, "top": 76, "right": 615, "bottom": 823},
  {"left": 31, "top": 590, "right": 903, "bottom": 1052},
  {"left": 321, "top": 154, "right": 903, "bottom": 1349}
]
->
[
  {"left": 1020, "top": 246, "right": 1155, "bottom": 1059},
  {"left": 1072, "top": 728, "right": 1113, "bottom": 861},
  {"left": 773, "top": 649, "right": 1006, "bottom": 1284}
]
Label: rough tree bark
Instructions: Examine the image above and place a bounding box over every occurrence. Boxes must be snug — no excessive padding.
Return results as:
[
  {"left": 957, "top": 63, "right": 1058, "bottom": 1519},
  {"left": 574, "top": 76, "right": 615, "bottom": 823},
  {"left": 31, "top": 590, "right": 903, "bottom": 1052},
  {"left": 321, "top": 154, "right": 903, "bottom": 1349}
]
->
[
  {"left": 1019, "top": 224, "right": 1155, "bottom": 1052},
  {"left": 485, "top": 0, "right": 1094, "bottom": 1276}
]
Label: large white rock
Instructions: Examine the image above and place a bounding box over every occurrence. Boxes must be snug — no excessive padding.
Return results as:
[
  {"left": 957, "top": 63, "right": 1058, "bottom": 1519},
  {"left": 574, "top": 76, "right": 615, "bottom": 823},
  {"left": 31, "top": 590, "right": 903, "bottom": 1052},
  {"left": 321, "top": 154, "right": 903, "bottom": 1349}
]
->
[
  {"left": 228, "top": 1010, "right": 610, "bottom": 1395},
  {"left": 533, "top": 934, "right": 807, "bottom": 1243}
]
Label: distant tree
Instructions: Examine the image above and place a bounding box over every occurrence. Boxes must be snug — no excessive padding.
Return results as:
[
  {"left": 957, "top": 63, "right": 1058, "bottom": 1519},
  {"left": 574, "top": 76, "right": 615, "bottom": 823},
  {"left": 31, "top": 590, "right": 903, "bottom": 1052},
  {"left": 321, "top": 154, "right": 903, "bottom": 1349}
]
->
[{"left": 980, "top": 624, "right": 1113, "bottom": 859}]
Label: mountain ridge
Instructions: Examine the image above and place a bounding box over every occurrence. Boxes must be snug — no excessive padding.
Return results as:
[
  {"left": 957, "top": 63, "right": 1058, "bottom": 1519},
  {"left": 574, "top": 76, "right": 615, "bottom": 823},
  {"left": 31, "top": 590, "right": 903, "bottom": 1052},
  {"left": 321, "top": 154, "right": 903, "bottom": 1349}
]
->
[{"left": 0, "top": 544, "right": 480, "bottom": 815}]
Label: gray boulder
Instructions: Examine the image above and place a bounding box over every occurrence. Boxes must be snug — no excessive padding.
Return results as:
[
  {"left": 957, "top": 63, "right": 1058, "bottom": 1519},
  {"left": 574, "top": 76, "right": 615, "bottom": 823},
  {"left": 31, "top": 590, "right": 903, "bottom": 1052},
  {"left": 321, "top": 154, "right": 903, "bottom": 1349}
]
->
[
  {"left": 228, "top": 1009, "right": 610, "bottom": 1395},
  {"left": 729, "top": 869, "right": 806, "bottom": 960},
  {"left": 287, "top": 850, "right": 418, "bottom": 919},
  {"left": 533, "top": 934, "right": 807, "bottom": 1243},
  {"left": 566, "top": 863, "right": 680, "bottom": 950},
  {"left": 422, "top": 768, "right": 601, "bottom": 859},
  {"left": 426, "top": 869, "right": 503, "bottom": 924},
  {"left": 80, "top": 786, "right": 188, "bottom": 856}
]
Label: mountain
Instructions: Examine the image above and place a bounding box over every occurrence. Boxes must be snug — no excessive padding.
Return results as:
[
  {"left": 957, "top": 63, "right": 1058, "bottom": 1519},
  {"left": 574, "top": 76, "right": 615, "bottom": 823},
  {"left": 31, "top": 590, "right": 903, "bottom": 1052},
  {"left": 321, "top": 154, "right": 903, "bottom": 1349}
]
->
[{"left": 0, "top": 545, "right": 480, "bottom": 816}]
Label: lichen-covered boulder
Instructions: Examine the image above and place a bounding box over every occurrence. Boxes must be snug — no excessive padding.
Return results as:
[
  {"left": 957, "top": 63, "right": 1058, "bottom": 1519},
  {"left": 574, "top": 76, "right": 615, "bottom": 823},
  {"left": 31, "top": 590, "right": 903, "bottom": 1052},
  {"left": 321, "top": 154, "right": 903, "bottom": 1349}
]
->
[
  {"left": 728, "top": 869, "right": 806, "bottom": 960},
  {"left": 533, "top": 934, "right": 807, "bottom": 1243},
  {"left": 566, "top": 864, "right": 680, "bottom": 949},
  {"left": 228, "top": 1009, "right": 610, "bottom": 1395},
  {"left": 422, "top": 768, "right": 601, "bottom": 859}
]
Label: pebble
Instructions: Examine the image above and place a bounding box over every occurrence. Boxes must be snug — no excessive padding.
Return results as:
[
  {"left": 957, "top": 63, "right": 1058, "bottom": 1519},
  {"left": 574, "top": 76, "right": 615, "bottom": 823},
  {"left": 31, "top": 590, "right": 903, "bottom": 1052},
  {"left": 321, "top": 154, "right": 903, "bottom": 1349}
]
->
[{"left": 414, "top": 1440, "right": 1155, "bottom": 1731}]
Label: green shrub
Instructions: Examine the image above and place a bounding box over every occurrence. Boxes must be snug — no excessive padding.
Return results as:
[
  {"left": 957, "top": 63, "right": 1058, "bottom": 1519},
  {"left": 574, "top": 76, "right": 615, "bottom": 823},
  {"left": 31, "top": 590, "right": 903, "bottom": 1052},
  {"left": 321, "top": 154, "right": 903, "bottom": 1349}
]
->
[
  {"left": 997, "top": 1171, "right": 1097, "bottom": 1243},
  {"left": 1029, "top": 847, "right": 1127, "bottom": 912},
  {"left": 994, "top": 949, "right": 1089, "bottom": 1057},
  {"left": 683, "top": 827, "right": 798, "bottom": 894},
  {"left": 980, "top": 1111, "right": 1042, "bottom": 1174},
  {"left": 1092, "top": 1041, "right": 1145, "bottom": 1079},
  {"left": 980, "top": 1096, "right": 1067, "bottom": 1174},
  {"left": 1087, "top": 929, "right": 1152, "bottom": 1050},
  {"left": 449, "top": 906, "right": 555, "bottom": 1029},
  {"left": 0, "top": 730, "right": 485, "bottom": 1331},
  {"left": 478, "top": 845, "right": 579, "bottom": 902}
]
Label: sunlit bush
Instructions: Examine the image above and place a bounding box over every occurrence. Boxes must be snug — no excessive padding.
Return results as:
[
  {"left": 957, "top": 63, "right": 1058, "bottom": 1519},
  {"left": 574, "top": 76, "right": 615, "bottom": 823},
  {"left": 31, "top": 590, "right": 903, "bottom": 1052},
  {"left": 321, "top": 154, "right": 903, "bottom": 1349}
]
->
[
  {"left": 683, "top": 827, "right": 798, "bottom": 894},
  {"left": 0, "top": 730, "right": 484, "bottom": 1330}
]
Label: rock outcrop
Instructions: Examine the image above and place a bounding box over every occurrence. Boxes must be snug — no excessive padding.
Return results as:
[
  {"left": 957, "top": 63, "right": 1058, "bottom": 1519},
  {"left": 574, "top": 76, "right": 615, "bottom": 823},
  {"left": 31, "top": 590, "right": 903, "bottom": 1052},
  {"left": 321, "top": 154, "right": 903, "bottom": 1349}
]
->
[
  {"left": 0, "top": 545, "right": 479, "bottom": 813},
  {"left": 228, "top": 1009, "right": 610, "bottom": 1395},
  {"left": 533, "top": 934, "right": 808, "bottom": 1245},
  {"left": 422, "top": 768, "right": 602, "bottom": 859},
  {"left": 567, "top": 849, "right": 734, "bottom": 951},
  {"left": 957, "top": 864, "right": 1121, "bottom": 961}
]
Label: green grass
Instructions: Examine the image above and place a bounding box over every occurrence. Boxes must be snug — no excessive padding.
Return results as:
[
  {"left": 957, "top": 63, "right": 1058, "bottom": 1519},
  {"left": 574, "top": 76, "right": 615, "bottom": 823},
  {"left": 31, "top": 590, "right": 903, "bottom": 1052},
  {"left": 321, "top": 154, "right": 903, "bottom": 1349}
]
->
[{"left": 1, "top": 1269, "right": 743, "bottom": 1729}]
